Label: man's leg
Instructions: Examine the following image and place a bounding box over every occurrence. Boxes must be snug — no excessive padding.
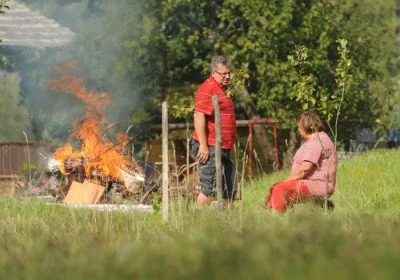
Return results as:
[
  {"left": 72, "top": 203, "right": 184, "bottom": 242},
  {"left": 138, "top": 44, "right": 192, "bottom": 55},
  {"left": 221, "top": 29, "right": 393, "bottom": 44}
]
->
[
  {"left": 221, "top": 150, "right": 237, "bottom": 208},
  {"left": 197, "top": 192, "right": 211, "bottom": 206},
  {"left": 190, "top": 140, "right": 215, "bottom": 206},
  {"left": 196, "top": 146, "right": 216, "bottom": 206}
]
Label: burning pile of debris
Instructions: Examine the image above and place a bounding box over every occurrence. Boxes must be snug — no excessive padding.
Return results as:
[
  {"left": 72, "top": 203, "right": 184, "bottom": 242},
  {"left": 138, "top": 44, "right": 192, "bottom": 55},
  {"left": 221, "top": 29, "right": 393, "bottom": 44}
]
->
[
  {"left": 49, "top": 149, "right": 150, "bottom": 204},
  {"left": 47, "top": 62, "right": 157, "bottom": 205}
]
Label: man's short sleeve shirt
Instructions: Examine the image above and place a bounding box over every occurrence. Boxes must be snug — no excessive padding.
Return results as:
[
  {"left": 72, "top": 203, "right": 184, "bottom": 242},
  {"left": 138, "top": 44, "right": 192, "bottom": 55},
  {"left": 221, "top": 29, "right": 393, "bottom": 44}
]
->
[{"left": 192, "top": 75, "right": 236, "bottom": 150}]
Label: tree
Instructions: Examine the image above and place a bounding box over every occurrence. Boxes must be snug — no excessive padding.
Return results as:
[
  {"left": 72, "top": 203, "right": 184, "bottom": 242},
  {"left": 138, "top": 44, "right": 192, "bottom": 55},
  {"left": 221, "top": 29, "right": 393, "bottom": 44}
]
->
[
  {"left": 217, "top": 0, "right": 398, "bottom": 126},
  {"left": 0, "top": 72, "right": 34, "bottom": 141},
  {"left": 160, "top": 0, "right": 399, "bottom": 166}
]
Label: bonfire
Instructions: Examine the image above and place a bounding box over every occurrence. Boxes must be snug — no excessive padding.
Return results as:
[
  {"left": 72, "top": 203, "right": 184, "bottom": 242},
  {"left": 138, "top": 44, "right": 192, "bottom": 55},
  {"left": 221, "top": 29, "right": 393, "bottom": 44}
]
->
[{"left": 48, "top": 62, "right": 146, "bottom": 203}]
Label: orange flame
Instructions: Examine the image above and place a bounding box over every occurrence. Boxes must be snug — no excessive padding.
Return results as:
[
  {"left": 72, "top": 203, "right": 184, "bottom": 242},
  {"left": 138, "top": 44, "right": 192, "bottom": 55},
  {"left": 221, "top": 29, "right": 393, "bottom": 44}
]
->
[{"left": 49, "top": 62, "right": 131, "bottom": 180}]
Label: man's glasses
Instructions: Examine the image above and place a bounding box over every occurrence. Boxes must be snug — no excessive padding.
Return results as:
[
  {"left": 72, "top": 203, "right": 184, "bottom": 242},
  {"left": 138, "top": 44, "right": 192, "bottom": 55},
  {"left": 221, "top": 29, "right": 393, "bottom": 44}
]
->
[{"left": 215, "top": 70, "right": 231, "bottom": 77}]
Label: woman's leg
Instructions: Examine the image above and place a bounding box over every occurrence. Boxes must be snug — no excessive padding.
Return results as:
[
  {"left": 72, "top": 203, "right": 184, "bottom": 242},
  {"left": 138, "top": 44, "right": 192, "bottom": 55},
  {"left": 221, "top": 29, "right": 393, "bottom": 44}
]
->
[{"left": 265, "top": 180, "right": 312, "bottom": 212}]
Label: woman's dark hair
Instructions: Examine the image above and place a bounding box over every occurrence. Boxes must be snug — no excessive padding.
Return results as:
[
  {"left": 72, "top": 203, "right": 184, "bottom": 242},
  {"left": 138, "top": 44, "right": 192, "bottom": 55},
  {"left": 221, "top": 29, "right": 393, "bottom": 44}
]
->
[{"left": 296, "top": 111, "right": 324, "bottom": 134}]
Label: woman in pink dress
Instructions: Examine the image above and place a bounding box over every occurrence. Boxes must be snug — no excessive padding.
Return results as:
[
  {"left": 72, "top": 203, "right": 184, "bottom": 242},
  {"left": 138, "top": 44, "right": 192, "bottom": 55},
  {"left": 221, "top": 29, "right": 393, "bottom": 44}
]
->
[{"left": 265, "top": 111, "right": 338, "bottom": 212}]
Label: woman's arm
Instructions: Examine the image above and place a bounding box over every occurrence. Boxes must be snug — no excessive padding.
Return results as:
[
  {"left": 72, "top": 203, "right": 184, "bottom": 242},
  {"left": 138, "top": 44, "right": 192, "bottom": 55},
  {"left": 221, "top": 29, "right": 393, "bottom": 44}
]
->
[{"left": 283, "top": 161, "right": 315, "bottom": 182}]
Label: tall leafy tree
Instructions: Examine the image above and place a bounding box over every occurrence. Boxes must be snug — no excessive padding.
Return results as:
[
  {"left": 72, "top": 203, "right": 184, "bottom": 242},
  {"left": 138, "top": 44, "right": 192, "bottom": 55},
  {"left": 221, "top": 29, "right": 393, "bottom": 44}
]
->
[
  {"left": 216, "top": 0, "right": 397, "bottom": 128},
  {"left": 160, "top": 0, "right": 399, "bottom": 166},
  {"left": 0, "top": 72, "right": 34, "bottom": 141}
]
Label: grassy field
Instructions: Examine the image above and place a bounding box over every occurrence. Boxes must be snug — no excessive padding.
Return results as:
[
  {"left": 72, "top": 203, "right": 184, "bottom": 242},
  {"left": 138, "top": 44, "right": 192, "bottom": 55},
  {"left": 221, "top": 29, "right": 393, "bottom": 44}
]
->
[{"left": 1, "top": 149, "right": 400, "bottom": 279}]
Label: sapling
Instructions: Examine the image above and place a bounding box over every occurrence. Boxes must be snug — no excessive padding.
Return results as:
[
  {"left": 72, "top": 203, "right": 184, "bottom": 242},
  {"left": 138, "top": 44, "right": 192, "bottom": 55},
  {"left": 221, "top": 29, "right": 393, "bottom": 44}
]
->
[{"left": 287, "top": 39, "right": 352, "bottom": 211}]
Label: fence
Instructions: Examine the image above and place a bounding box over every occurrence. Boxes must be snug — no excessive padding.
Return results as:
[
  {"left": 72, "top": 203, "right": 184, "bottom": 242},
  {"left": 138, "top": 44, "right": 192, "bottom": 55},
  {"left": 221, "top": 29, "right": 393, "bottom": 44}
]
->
[{"left": 0, "top": 142, "right": 52, "bottom": 176}]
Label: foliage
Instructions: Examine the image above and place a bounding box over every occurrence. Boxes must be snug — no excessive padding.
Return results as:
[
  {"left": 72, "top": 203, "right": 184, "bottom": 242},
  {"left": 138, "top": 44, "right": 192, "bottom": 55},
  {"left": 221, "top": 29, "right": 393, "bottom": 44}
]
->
[
  {"left": 287, "top": 46, "right": 316, "bottom": 111},
  {"left": 331, "top": 39, "right": 352, "bottom": 139},
  {"left": 20, "top": 161, "right": 38, "bottom": 172},
  {"left": 286, "top": 39, "right": 352, "bottom": 122},
  {"left": 161, "top": 0, "right": 399, "bottom": 136},
  {"left": 160, "top": 0, "right": 220, "bottom": 83},
  {"left": 334, "top": 40, "right": 352, "bottom": 96},
  {"left": 0, "top": 72, "right": 34, "bottom": 141},
  {"left": 225, "top": 68, "right": 250, "bottom": 98},
  {"left": 171, "top": 97, "right": 194, "bottom": 120}
]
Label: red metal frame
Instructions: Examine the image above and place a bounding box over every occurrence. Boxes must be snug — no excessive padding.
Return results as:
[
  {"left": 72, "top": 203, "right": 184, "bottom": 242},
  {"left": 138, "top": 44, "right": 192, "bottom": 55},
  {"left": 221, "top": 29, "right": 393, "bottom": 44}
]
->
[
  {"left": 151, "top": 118, "right": 279, "bottom": 179},
  {"left": 247, "top": 118, "right": 279, "bottom": 179}
]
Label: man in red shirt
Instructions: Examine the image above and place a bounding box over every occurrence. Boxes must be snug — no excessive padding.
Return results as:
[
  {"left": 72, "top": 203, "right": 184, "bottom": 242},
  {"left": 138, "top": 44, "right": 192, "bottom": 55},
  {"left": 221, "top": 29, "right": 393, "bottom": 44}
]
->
[{"left": 191, "top": 56, "right": 237, "bottom": 207}]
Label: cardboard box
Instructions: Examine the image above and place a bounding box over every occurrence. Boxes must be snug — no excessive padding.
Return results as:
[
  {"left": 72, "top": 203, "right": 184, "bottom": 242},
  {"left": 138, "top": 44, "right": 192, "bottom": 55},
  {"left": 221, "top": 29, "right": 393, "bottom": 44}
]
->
[{"left": 64, "top": 180, "right": 105, "bottom": 204}]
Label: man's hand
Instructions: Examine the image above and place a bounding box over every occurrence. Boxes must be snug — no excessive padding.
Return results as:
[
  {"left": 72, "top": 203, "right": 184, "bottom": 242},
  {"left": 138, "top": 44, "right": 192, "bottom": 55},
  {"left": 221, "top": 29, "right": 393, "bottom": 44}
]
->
[
  {"left": 194, "top": 111, "right": 209, "bottom": 163},
  {"left": 196, "top": 144, "right": 209, "bottom": 164}
]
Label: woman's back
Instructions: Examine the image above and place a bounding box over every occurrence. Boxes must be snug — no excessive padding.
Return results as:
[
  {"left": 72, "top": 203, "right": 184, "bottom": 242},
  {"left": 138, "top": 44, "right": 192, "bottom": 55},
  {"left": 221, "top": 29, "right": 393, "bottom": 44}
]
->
[{"left": 292, "top": 132, "right": 338, "bottom": 196}]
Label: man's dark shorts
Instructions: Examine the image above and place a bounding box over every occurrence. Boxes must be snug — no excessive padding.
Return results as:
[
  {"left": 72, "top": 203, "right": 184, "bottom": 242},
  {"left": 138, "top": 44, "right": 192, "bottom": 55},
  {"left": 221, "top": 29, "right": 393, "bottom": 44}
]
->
[{"left": 190, "top": 139, "right": 238, "bottom": 199}]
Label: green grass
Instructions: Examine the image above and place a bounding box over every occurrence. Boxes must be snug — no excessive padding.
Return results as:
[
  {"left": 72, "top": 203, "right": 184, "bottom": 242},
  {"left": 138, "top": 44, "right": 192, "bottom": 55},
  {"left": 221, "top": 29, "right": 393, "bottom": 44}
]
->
[{"left": 1, "top": 149, "right": 400, "bottom": 279}]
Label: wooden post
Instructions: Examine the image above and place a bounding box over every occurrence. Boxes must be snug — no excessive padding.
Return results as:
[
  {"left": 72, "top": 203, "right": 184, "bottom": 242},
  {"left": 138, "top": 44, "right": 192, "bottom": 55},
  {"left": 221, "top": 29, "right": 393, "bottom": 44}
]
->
[
  {"left": 248, "top": 120, "right": 253, "bottom": 180},
  {"left": 212, "top": 96, "right": 223, "bottom": 209},
  {"left": 162, "top": 101, "right": 169, "bottom": 222},
  {"left": 273, "top": 125, "right": 280, "bottom": 170},
  {"left": 186, "top": 124, "right": 190, "bottom": 211}
]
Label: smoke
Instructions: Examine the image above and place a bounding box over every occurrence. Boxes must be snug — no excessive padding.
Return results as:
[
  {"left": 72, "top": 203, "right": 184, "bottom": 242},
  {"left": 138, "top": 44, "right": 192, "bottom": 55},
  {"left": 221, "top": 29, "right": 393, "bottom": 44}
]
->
[{"left": 4, "top": 0, "right": 162, "bottom": 142}]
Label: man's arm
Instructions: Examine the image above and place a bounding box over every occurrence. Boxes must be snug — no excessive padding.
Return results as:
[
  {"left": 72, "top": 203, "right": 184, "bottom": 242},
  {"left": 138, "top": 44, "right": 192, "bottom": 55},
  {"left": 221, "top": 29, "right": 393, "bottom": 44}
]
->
[
  {"left": 194, "top": 111, "right": 209, "bottom": 163},
  {"left": 283, "top": 161, "right": 315, "bottom": 182}
]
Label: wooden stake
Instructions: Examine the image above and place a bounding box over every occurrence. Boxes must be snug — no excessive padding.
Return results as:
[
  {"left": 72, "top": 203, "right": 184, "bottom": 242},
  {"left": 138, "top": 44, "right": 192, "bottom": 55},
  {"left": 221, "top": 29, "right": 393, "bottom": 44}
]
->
[
  {"left": 186, "top": 123, "right": 190, "bottom": 211},
  {"left": 162, "top": 101, "right": 169, "bottom": 222},
  {"left": 212, "top": 96, "right": 223, "bottom": 209}
]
